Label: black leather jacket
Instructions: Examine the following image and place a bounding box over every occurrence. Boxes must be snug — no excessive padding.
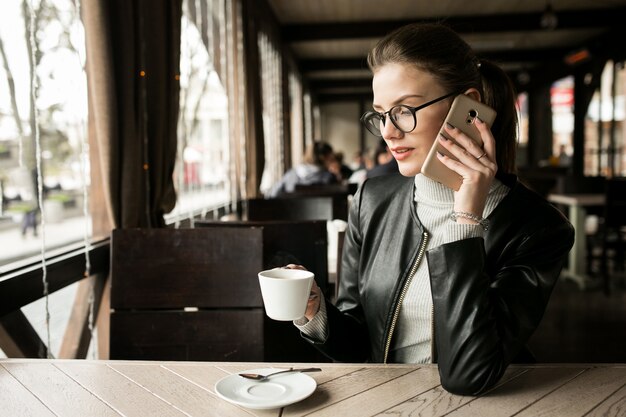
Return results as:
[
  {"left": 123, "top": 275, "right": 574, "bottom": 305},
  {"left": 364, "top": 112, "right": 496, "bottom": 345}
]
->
[{"left": 306, "top": 173, "right": 574, "bottom": 395}]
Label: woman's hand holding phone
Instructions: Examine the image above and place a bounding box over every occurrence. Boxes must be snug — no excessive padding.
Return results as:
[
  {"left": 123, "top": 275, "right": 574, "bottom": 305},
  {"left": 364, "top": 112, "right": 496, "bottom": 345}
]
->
[{"left": 436, "top": 117, "right": 498, "bottom": 223}]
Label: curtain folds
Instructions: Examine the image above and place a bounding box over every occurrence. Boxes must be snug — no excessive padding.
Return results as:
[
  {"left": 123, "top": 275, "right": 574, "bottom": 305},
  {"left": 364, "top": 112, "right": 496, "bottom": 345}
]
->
[{"left": 83, "top": 0, "right": 182, "bottom": 229}]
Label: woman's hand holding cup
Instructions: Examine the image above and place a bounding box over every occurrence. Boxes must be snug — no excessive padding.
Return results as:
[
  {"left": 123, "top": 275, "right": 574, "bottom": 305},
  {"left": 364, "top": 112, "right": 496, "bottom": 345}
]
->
[{"left": 284, "top": 264, "right": 321, "bottom": 321}]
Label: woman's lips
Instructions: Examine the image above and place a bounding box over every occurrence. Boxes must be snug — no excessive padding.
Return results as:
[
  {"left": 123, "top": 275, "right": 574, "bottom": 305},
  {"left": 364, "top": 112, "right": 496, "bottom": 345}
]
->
[{"left": 390, "top": 147, "right": 413, "bottom": 161}]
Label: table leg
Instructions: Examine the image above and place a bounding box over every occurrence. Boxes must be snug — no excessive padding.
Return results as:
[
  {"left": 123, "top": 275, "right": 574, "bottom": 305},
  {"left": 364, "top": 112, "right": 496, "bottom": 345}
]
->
[{"left": 562, "top": 204, "right": 588, "bottom": 289}]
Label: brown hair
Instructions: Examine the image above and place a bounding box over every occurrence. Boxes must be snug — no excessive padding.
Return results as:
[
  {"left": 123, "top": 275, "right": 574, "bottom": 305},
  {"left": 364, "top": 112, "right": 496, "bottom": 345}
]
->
[
  {"left": 303, "top": 141, "right": 334, "bottom": 166},
  {"left": 367, "top": 23, "right": 518, "bottom": 175}
]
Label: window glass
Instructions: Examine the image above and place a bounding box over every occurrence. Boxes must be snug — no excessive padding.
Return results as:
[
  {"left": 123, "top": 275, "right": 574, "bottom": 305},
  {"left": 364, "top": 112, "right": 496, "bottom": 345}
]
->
[
  {"left": 585, "top": 60, "right": 625, "bottom": 176},
  {"left": 550, "top": 76, "right": 574, "bottom": 168},
  {"left": 289, "top": 70, "right": 304, "bottom": 167},
  {"left": 515, "top": 92, "right": 529, "bottom": 167},
  {"left": 258, "top": 31, "right": 283, "bottom": 195},
  {"left": 0, "top": 0, "right": 89, "bottom": 268},
  {"left": 166, "top": 1, "right": 230, "bottom": 223}
]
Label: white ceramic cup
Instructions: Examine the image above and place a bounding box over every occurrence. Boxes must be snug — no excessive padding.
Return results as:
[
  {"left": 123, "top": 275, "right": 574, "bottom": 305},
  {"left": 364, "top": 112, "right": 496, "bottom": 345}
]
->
[{"left": 258, "top": 268, "right": 314, "bottom": 321}]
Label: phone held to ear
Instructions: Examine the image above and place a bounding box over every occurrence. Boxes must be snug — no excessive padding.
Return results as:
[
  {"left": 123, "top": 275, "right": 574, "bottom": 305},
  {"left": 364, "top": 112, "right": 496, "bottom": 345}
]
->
[{"left": 421, "top": 94, "right": 497, "bottom": 191}]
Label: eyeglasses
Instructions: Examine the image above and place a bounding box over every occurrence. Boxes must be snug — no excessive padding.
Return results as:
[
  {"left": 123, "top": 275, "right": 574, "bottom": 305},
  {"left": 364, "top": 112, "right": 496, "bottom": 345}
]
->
[{"left": 360, "top": 92, "right": 457, "bottom": 137}]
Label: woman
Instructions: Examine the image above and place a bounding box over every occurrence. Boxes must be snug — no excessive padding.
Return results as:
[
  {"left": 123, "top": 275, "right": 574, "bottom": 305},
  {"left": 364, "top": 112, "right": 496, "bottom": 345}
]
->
[
  {"left": 290, "top": 23, "right": 574, "bottom": 396},
  {"left": 267, "top": 141, "right": 339, "bottom": 197}
]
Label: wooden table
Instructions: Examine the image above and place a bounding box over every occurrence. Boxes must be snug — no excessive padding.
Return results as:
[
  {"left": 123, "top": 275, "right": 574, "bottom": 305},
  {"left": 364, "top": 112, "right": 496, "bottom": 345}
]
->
[
  {"left": 548, "top": 193, "right": 605, "bottom": 288},
  {"left": 2, "top": 360, "right": 625, "bottom": 416}
]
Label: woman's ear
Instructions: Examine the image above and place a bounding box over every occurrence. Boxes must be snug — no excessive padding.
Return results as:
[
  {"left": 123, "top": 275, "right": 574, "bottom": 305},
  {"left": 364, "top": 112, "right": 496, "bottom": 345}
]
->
[{"left": 464, "top": 88, "right": 481, "bottom": 103}]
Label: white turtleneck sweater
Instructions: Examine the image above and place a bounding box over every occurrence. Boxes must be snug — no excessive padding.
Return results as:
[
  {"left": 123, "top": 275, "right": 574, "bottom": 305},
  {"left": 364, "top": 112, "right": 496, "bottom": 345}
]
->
[{"left": 296, "top": 174, "right": 509, "bottom": 364}]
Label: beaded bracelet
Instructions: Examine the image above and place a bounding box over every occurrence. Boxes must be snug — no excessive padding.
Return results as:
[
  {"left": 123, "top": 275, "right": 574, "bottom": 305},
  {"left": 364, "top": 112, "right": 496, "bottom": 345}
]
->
[{"left": 450, "top": 211, "right": 490, "bottom": 231}]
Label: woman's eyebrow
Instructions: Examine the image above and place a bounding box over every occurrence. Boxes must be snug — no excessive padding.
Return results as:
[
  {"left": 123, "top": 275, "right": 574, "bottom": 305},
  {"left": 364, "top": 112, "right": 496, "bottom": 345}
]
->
[{"left": 372, "top": 94, "right": 426, "bottom": 110}]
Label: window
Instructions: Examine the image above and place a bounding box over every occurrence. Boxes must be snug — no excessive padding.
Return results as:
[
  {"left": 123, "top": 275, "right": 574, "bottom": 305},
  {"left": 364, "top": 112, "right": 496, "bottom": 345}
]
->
[
  {"left": 166, "top": 0, "right": 230, "bottom": 223},
  {"left": 0, "top": 0, "right": 90, "bottom": 359},
  {"left": 515, "top": 92, "right": 529, "bottom": 167},
  {"left": 288, "top": 70, "right": 304, "bottom": 167},
  {"left": 258, "top": 31, "right": 283, "bottom": 195},
  {"left": 585, "top": 60, "right": 625, "bottom": 176},
  {"left": 550, "top": 76, "right": 574, "bottom": 168},
  {"left": 0, "top": 0, "right": 89, "bottom": 268}
]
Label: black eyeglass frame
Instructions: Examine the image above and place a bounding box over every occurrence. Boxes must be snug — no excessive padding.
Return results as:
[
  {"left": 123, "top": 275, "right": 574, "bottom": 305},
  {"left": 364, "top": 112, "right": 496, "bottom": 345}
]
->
[{"left": 360, "top": 91, "right": 458, "bottom": 137}]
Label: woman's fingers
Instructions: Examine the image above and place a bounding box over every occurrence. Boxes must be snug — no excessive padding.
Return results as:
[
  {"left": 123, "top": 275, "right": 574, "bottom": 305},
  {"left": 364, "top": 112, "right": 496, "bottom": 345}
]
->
[
  {"left": 442, "top": 123, "right": 486, "bottom": 159},
  {"left": 282, "top": 265, "right": 320, "bottom": 319},
  {"left": 283, "top": 264, "right": 307, "bottom": 271},
  {"left": 437, "top": 122, "right": 497, "bottom": 175},
  {"left": 474, "top": 117, "right": 496, "bottom": 164},
  {"left": 305, "top": 280, "right": 321, "bottom": 320}
]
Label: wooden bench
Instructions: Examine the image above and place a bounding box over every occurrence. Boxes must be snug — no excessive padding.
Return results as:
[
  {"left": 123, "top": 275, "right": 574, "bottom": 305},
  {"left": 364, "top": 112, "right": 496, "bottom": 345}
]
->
[
  {"left": 110, "top": 226, "right": 329, "bottom": 363},
  {"left": 246, "top": 196, "right": 345, "bottom": 221},
  {"left": 195, "top": 220, "right": 328, "bottom": 291},
  {"left": 294, "top": 182, "right": 358, "bottom": 196}
]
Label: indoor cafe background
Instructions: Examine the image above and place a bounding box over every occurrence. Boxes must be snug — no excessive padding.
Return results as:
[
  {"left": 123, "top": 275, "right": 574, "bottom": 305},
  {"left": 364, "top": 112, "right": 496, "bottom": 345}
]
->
[{"left": 1, "top": 0, "right": 625, "bottom": 361}]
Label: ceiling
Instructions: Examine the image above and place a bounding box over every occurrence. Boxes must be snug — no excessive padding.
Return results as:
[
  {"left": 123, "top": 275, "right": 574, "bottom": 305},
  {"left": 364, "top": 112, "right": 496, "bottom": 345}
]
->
[{"left": 267, "top": 0, "right": 626, "bottom": 102}]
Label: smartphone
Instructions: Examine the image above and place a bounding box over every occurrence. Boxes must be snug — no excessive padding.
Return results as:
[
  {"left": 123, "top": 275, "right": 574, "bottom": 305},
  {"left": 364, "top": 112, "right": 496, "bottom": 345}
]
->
[{"left": 421, "top": 94, "right": 497, "bottom": 191}]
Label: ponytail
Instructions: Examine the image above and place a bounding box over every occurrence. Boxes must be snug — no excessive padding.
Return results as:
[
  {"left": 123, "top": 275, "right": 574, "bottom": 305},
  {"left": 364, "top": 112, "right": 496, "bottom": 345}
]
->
[{"left": 479, "top": 60, "right": 518, "bottom": 175}]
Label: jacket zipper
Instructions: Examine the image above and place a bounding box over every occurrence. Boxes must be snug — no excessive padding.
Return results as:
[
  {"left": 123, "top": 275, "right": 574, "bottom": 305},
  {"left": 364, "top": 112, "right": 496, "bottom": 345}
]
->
[{"left": 383, "top": 231, "right": 429, "bottom": 364}]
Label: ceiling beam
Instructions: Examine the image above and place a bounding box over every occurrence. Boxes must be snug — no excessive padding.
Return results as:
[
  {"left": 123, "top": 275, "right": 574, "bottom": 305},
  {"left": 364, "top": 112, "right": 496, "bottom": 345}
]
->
[
  {"left": 283, "top": 8, "right": 626, "bottom": 42},
  {"left": 301, "top": 58, "right": 368, "bottom": 73},
  {"left": 310, "top": 79, "right": 372, "bottom": 89},
  {"left": 300, "top": 48, "right": 568, "bottom": 73},
  {"left": 316, "top": 92, "right": 373, "bottom": 104}
]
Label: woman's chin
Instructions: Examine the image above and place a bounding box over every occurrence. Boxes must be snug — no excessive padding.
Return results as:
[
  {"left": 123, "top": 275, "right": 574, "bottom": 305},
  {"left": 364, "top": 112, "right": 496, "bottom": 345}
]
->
[{"left": 397, "top": 161, "right": 422, "bottom": 177}]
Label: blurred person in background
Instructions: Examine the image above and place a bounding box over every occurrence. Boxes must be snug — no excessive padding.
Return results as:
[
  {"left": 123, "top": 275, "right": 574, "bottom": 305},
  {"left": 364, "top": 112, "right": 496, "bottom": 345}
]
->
[
  {"left": 267, "top": 141, "right": 339, "bottom": 197},
  {"left": 366, "top": 138, "right": 399, "bottom": 178}
]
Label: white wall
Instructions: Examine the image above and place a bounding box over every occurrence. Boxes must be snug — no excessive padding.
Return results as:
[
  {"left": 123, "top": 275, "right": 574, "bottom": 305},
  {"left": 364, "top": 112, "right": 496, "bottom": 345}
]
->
[{"left": 320, "top": 101, "right": 379, "bottom": 167}]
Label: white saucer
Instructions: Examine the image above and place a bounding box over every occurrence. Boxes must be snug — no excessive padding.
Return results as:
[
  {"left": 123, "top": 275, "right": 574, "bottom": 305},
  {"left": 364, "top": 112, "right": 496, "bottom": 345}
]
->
[{"left": 214, "top": 368, "right": 317, "bottom": 410}]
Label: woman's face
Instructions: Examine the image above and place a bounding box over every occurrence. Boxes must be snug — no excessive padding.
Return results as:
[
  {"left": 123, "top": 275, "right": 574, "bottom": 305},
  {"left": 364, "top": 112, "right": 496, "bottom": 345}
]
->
[{"left": 371, "top": 63, "right": 452, "bottom": 177}]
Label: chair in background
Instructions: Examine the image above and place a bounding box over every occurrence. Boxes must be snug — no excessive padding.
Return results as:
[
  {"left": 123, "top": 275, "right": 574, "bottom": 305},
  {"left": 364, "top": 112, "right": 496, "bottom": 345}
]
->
[
  {"left": 556, "top": 175, "right": 606, "bottom": 195},
  {"left": 292, "top": 183, "right": 356, "bottom": 222},
  {"left": 293, "top": 182, "right": 358, "bottom": 196},
  {"left": 550, "top": 175, "right": 605, "bottom": 276},
  {"left": 110, "top": 227, "right": 330, "bottom": 362},
  {"left": 517, "top": 166, "right": 566, "bottom": 198},
  {"left": 587, "top": 178, "right": 626, "bottom": 294},
  {"left": 246, "top": 196, "right": 343, "bottom": 221},
  {"left": 195, "top": 219, "right": 329, "bottom": 294}
]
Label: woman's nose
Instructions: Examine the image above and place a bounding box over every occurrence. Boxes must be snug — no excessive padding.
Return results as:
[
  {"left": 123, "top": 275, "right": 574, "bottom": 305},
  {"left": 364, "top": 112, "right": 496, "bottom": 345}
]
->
[{"left": 381, "top": 117, "right": 402, "bottom": 140}]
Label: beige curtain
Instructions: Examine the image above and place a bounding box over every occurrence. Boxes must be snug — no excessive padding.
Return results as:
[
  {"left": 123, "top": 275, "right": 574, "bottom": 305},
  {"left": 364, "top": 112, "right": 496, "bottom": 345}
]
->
[
  {"left": 191, "top": 0, "right": 254, "bottom": 204},
  {"left": 258, "top": 31, "right": 284, "bottom": 195},
  {"left": 289, "top": 70, "right": 305, "bottom": 168},
  {"left": 83, "top": 0, "right": 182, "bottom": 230}
]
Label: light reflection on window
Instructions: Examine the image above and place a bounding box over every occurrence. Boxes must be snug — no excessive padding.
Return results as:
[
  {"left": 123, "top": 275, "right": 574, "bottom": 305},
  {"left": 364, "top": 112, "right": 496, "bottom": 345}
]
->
[
  {"left": 0, "top": 0, "right": 89, "bottom": 268},
  {"left": 167, "top": 2, "right": 230, "bottom": 224}
]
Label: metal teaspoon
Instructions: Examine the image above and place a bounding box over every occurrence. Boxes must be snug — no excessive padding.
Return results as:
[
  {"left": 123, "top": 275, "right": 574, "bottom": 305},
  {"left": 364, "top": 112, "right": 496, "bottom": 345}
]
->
[{"left": 238, "top": 367, "right": 322, "bottom": 381}]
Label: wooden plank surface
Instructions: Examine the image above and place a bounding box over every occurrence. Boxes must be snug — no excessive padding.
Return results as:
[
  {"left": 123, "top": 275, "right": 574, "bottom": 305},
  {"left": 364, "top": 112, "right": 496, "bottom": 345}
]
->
[
  {"left": 585, "top": 382, "right": 626, "bottom": 417},
  {"left": 0, "top": 364, "right": 56, "bottom": 417},
  {"left": 2, "top": 362, "right": 119, "bottom": 417},
  {"left": 300, "top": 367, "right": 440, "bottom": 417},
  {"left": 2, "top": 361, "right": 626, "bottom": 417},
  {"left": 284, "top": 366, "right": 417, "bottom": 416},
  {"left": 110, "top": 362, "right": 256, "bottom": 417},
  {"left": 444, "top": 367, "right": 583, "bottom": 417},
  {"left": 54, "top": 361, "right": 187, "bottom": 417},
  {"left": 378, "top": 367, "right": 528, "bottom": 416},
  {"left": 515, "top": 367, "right": 626, "bottom": 417}
]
